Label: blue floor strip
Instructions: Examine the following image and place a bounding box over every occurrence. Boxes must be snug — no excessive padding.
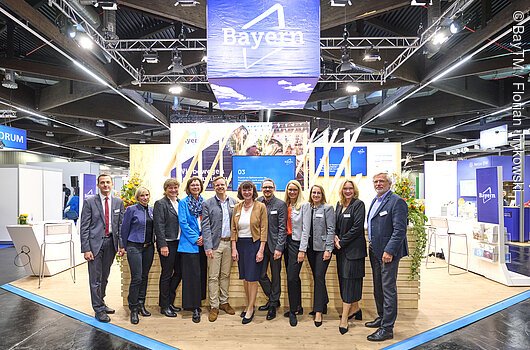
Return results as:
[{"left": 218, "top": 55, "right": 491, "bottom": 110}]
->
[
  {"left": 0, "top": 244, "right": 14, "bottom": 249},
  {"left": 383, "top": 289, "right": 530, "bottom": 350},
  {"left": 1, "top": 283, "right": 178, "bottom": 350}
]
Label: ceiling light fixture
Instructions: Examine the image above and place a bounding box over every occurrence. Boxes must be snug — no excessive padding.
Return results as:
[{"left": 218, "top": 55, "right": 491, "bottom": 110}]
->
[
  {"left": 96, "top": 119, "right": 105, "bottom": 127},
  {"left": 339, "top": 46, "right": 356, "bottom": 72},
  {"left": 2, "top": 70, "right": 18, "bottom": 89},
  {"left": 168, "top": 49, "right": 184, "bottom": 73},
  {"left": 46, "top": 131, "right": 54, "bottom": 137},
  {"left": 142, "top": 50, "right": 159, "bottom": 64},
  {"left": 169, "top": 84, "right": 183, "bottom": 95},
  {"left": 93, "top": 1, "right": 118, "bottom": 11},
  {"left": 174, "top": 0, "right": 200, "bottom": 6},
  {"left": 432, "top": 27, "right": 450, "bottom": 46},
  {"left": 345, "top": 84, "right": 360, "bottom": 93},
  {"left": 449, "top": 17, "right": 465, "bottom": 34},
  {"left": 426, "top": 117, "right": 435, "bottom": 125},
  {"left": 363, "top": 48, "right": 381, "bottom": 62},
  {"left": 78, "top": 34, "right": 94, "bottom": 50},
  {"left": 330, "top": 0, "right": 352, "bottom": 6}
]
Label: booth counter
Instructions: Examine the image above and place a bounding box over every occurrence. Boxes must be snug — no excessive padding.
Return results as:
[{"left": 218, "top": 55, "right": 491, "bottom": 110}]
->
[
  {"left": 6, "top": 221, "right": 84, "bottom": 276},
  {"left": 431, "top": 216, "right": 530, "bottom": 286},
  {"left": 503, "top": 207, "right": 530, "bottom": 242}
]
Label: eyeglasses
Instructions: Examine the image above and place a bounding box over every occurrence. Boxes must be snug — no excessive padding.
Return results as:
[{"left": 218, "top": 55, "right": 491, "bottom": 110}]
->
[{"left": 262, "top": 186, "right": 274, "bottom": 190}]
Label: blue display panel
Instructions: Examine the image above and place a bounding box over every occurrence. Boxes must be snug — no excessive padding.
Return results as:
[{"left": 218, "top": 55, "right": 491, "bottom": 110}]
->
[
  {"left": 476, "top": 167, "right": 500, "bottom": 224},
  {"left": 314, "top": 146, "right": 367, "bottom": 176},
  {"left": 232, "top": 155, "right": 296, "bottom": 191},
  {"left": 0, "top": 125, "right": 26, "bottom": 150},
  {"left": 207, "top": 0, "right": 320, "bottom": 78}
]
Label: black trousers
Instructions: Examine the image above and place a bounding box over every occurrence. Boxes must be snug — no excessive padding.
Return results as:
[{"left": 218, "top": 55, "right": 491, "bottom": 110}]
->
[
  {"left": 199, "top": 245, "right": 207, "bottom": 301},
  {"left": 181, "top": 252, "right": 202, "bottom": 310},
  {"left": 158, "top": 240, "right": 182, "bottom": 308},
  {"left": 127, "top": 242, "right": 154, "bottom": 309},
  {"left": 87, "top": 236, "right": 115, "bottom": 313},
  {"left": 259, "top": 243, "right": 282, "bottom": 306},
  {"left": 369, "top": 245, "right": 400, "bottom": 331},
  {"left": 306, "top": 245, "right": 330, "bottom": 313},
  {"left": 285, "top": 236, "right": 303, "bottom": 312}
]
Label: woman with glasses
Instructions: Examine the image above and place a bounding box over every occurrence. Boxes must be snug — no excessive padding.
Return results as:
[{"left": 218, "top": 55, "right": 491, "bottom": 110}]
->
[{"left": 299, "top": 184, "right": 335, "bottom": 327}]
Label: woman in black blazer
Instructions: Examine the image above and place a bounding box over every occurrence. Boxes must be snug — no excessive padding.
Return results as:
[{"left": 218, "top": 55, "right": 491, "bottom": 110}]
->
[
  {"left": 334, "top": 179, "right": 367, "bottom": 335},
  {"left": 153, "top": 178, "right": 182, "bottom": 318}
]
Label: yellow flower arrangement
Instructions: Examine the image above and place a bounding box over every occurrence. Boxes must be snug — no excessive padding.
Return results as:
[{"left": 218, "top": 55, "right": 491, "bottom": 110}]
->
[
  {"left": 393, "top": 172, "right": 427, "bottom": 280},
  {"left": 120, "top": 173, "right": 142, "bottom": 208},
  {"left": 18, "top": 214, "right": 29, "bottom": 225}
]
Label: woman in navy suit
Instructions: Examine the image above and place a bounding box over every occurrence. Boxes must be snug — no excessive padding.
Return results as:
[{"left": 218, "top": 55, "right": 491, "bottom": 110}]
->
[
  {"left": 121, "top": 186, "right": 155, "bottom": 325},
  {"left": 299, "top": 184, "right": 335, "bottom": 327},
  {"left": 334, "top": 179, "right": 366, "bottom": 334},
  {"left": 178, "top": 176, "right": 207, "bottom": 323}
]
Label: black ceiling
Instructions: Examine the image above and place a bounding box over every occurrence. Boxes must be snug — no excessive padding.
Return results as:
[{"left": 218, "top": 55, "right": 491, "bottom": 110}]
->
[{"left": 0, "top": 0, "right": 528, "bottom": 169}]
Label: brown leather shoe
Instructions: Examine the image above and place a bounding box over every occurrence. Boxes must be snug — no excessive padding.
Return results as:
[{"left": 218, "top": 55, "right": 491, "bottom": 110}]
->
[
  {"left": 219, "top": 303, "right": 235, "bottom": 315},
  {"left": 209, "top": 308, "right": 219, "bottom": 322}
]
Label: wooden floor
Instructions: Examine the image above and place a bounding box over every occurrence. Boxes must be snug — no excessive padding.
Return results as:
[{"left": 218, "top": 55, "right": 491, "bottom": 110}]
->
[{"left": 11, "top": 261, "right": 530, "bottom": 350}]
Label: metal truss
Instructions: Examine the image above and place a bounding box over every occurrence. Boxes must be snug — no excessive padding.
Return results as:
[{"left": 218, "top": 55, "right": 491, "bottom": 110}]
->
[
  {"left": 48, "top": 0, "right": 140, "bottom": 81},
  {"left": 104, "top": 36, "right": 418, "bottom": 52},
  {"left": 139, "top": 72, "right": 383, "bottom": 84},
  {"left": 383, "top": 0, "right": 476, "bottom": 82}
]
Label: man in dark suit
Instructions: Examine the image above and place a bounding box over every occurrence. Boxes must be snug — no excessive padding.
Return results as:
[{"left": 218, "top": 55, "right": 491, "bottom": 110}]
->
[
  {"left": 257, "top": 178, "right": 287, "bottom": 320},
  {"left": 80, "top": 174, "right": 124, "bottom": 323},
  {"left": 365, "top": 172, "right": 408, "bottom": 341}
]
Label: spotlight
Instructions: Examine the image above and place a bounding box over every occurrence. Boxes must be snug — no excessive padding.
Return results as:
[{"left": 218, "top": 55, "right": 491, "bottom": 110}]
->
[
  {"left": 168, "top": 49, "right": 184, "bottom": 73},
  {"left": 363, "top": 48, "right": 381, "bottom": 62},
  {"left": 142, "top": 51, "right": 159, "bottom": 64},
  {"left": 432, "top": 28, "right": 450, "bottom": 46},
  {"left": 330, "top": 0, "right": 351, "bottom": 6},
  {"left": 78, "top": 34, "right": 94, "bottom": 49},
  {"left": 345, "top": 84, "right": 360, "bottom": 93},
  {"left": 96, "top": 119, "right": 105, "bottom": 127},
  {"left": 449, "top": 18, "right": 465, "bottom": 34},
  {"left": 66, "top": 24, "right": 77, "bottom": 38},
  {"left": 2, "top": 70, "right": 18, "bottom": 89},
  {"left": 169, "top": 84, "right": 183, "bottom": 94},
  {"left": 339, "top": 47, "right": 356, "bottom": 72},
  {"left": 426, "top": 117, "right": 435, "bottom": 125}
]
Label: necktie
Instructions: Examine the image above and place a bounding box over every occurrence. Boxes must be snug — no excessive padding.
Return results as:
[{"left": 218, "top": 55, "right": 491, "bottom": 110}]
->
[{"left": 104, "top": 197, "right": 110, "bottom": 236}]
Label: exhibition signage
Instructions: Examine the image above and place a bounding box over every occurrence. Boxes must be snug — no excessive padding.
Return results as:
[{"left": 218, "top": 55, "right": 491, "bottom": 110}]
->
[
  {"left": 0, "top": 125, "right": 26, "bottom": 150},
  {"left": 476, "top": 167, "right": 500, "bottom": 224},
  {"left": 82, "top": 174, "right": 97, "bottom": 200},
  {"left": 315, "top": 146, "right": 368, "bottom": 176},
  {"left": 232, "top": 155, "right": 296, "bottom": 191},
  {"left": 207, "top": 0, "right": 320, "bottom": 109}
]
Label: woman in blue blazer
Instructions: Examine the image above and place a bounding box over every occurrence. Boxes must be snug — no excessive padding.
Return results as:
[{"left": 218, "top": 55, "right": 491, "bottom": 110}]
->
[
  {"left": 121, "top": 186, "right": 155, "bottom": 325},
  {"left": 178, "top": 176, "right": 207, "bottom": 323}
]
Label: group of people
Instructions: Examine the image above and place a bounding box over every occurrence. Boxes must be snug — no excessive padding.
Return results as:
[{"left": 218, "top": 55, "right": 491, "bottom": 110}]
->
[{"left": 80, "top": 172, "right": 408, "bottom": 342}]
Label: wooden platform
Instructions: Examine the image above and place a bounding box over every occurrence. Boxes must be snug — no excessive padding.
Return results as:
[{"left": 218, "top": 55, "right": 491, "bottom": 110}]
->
[
  {"left": 120, "top": 230, "right": 421, "bottom": 310},
  {"left": 10, "top": 251, "right": 529, "bottom": 349}
]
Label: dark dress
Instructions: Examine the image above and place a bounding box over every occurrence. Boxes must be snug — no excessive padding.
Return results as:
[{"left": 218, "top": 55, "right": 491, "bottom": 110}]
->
[{"left": 335, "top": 199, "right": 367, "bottom": 303}]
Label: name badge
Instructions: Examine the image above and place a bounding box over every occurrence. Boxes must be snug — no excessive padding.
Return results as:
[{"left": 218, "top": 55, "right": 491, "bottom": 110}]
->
[
  {"left": 316, "top": 213, "right": 323, "bottom": 218},
  {"left": 114, "top": 209, "right": 120, "bottom": 213},
  {"left": 343, "top": 213, "right": 351, "bottom": 218},
  {"left": 271, "top": 210, "right": 278, "bottom": 215},
  {"left": 379, "top": 211, "right": 388, "bottom": 216}
]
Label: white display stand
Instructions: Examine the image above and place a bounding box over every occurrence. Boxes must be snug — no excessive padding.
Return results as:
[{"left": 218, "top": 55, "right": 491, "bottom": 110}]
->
[
  {"left": 6, "top": 221, "right": 84, "bottom": 276},
  {"left": 439, "top": 217, "right": 530, "bottom": 286}
]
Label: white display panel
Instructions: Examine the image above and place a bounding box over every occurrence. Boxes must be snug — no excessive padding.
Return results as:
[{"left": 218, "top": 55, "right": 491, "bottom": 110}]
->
[
  {"left": 459, "top": 179, "right": 477, "bottom": 197},
  {"left": 425, "top": 161, "right": 458, "bottom": 219},
  {"left": 0, "top": 168, "right": 18, "bottom": 241},
  {"left": 43, "top": 169, "right": 63, "bottom": 221},
  {"left": 19, "top": 167, "right": 44, "bottom": 222}
]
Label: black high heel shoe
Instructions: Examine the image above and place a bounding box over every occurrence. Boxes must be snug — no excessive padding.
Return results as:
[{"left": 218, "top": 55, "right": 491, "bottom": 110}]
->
[
  {"left": 349, "top": 308, "right": 362, "bottom": 320},
  {"left": 242, "top": 308, "right": 255, "bottom": 324},
  {"left": 339, "top": 326, "right": 349, "bottom": 335}
]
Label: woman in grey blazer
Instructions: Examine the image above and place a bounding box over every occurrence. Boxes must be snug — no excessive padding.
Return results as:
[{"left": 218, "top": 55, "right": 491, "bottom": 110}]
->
[
  {"left": 299, "top": 184, "right": 335, "bottom": 327},
  {"left": 283, "top": 180, "right": 305, "bottom": 327}
]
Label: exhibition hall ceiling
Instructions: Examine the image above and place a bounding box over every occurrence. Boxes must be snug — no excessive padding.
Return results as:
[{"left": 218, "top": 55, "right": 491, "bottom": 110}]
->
[{"left": 0, "top": 0, "right": 528, "bottom": 168}]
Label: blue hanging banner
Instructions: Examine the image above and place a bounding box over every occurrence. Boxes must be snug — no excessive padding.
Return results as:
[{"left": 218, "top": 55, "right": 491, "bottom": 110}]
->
[
  {"left": 476, "top": 167, "right": 501, "bottom": 224},
  {"left": 0, "top": 125, "right": 27, "bottom": 150},
  {"left": 207, "top": 0, "right": 320, "bottom": 110}
]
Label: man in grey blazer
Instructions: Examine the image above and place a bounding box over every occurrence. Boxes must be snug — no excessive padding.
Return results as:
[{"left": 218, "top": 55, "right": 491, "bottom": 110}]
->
[
  {"left": 202, "top": 176, "right": 237, "bottom": 322},
  {"left": 365, "top": 172, "right": 408, "bottom": 341},
  {"left": 257, "top": 178, "right": 287, "bottom": 320},
  {"left": 80, "top": 174, "right": 125, "bottom": 323}
]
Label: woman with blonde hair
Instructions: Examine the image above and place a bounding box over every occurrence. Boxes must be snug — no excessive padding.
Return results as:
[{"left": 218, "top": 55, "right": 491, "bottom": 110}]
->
[
  {"left": 282, "top": 180, "right": 305, "bottom": 326},
  {"left": 299, "top": 184, "right": 335, "bottom": 327},
  {"left": 334, "top": 179, "right": 366, "bottom": 335},
  {"left": 121, "top": 186, "right": 155, "bottom": 325}
]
